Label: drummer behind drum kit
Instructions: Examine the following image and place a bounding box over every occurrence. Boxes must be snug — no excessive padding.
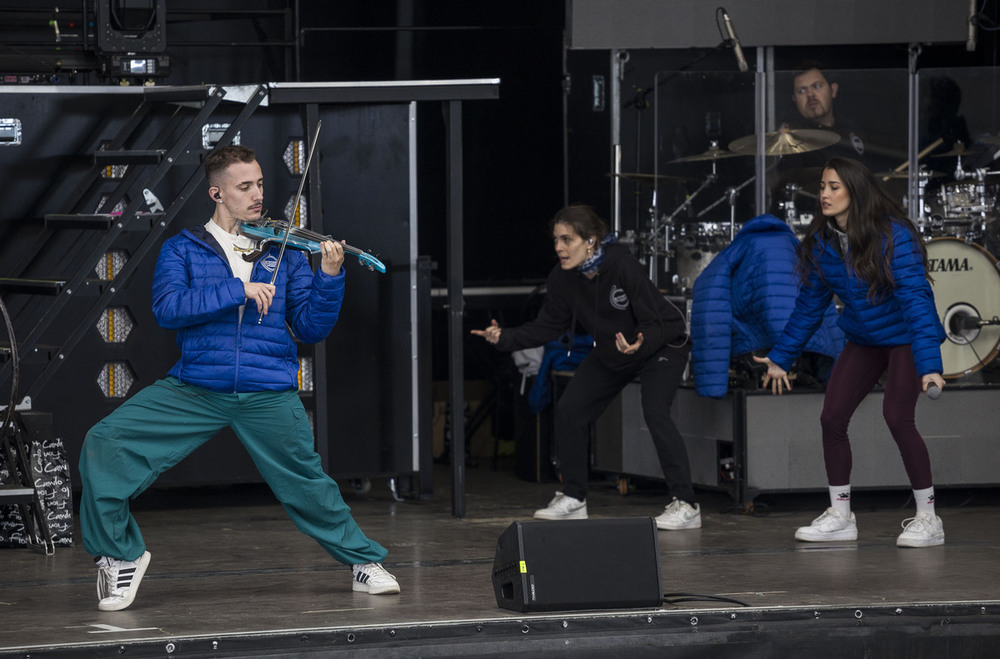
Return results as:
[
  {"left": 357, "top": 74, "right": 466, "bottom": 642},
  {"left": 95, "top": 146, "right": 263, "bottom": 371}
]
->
[{"left": 613, "top": 129, "right": 1000, "bottom": 380}]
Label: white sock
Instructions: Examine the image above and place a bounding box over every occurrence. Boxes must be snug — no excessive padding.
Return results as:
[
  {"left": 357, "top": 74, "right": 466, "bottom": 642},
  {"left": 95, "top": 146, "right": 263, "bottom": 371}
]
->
[
  {"left": 913, "top": 486, "right": 936, "bottom": 517},
  {"left": 829, "top": 484, "right": 851, "bottom": 517}
]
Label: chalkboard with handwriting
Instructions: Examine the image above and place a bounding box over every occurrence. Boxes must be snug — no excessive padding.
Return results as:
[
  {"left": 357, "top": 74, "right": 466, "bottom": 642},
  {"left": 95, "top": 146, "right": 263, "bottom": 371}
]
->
[{"left": 0, "top": 433, "right": 74, "bottom": 548}]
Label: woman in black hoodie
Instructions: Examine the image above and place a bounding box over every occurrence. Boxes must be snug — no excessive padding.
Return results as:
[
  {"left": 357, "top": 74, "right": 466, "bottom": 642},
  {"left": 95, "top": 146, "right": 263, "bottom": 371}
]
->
[{"left": 472, "top": 205, "right": 699, "bottom": 529}]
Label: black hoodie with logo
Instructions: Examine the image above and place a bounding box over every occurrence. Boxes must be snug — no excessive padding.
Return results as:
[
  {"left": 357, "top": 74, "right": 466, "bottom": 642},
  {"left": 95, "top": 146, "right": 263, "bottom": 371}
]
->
[{"left": 495, "top": 244, "right": 687, "bottom": 373}]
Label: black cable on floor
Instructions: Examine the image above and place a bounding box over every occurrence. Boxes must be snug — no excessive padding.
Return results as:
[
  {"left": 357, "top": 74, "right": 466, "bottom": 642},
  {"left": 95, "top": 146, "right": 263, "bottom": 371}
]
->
[{"left": 662, "top": 592, "right": 751, "bottom": 607}]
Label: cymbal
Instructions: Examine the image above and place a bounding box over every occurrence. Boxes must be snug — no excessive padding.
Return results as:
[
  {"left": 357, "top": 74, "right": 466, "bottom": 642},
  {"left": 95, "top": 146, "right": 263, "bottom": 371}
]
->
[
  {"left": 669, "top": 146, "right": 743, "bottom": 163},
  {"left": 609, "top": 172, "right": 697, "bottom": 184},
  {"left": 978, "top": 135, "right": 1000, "bottom": 146},
  {"left": 875, "top": 169, "right": 945, "bottom": 179},
  {"left": 729, "top": 128, "right": 840, "bottom": 156},
  {"left": 930, "top": 142, "right": 981, "bottom": 158}
]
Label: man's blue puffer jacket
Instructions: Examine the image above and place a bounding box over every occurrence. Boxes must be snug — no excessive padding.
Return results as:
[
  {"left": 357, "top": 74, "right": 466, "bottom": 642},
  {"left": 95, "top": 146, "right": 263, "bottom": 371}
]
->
[
  {"left": 691, "top": 214, "right": 845, "bottom": 397},
  {"left": 152, "top": 225, "right": 344, "bottom": 393}
]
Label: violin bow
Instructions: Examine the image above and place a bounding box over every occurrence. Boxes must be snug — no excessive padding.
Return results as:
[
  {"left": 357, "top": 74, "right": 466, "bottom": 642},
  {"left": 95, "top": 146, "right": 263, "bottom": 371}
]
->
[{"left": 258, "top": 120, "right": 322, "bottom": 324}]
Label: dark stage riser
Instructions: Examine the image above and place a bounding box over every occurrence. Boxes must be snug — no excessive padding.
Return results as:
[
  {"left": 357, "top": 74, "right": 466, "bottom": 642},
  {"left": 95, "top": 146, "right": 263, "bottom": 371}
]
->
[{"left": 594, "top": 383, "right": 1000, "bottom": 504}]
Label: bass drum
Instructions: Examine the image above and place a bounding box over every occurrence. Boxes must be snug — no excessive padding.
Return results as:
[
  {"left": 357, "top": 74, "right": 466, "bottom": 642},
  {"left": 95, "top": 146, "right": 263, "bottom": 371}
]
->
[{"left": 927, "top": 238, "right": 1000, "bottom": 378}]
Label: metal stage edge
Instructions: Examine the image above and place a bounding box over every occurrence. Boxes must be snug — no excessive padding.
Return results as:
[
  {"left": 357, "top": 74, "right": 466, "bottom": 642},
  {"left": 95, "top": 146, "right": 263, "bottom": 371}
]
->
[{"left": 4, "top": 601, "right": 1000, "bottom": 657}]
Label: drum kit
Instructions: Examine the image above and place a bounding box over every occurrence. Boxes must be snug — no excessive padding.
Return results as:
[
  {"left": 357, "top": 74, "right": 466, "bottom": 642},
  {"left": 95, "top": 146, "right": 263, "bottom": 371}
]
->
[
  {"left": 614, "top": 130, "right": 1000, "bottom": 380},
  {"left": 908, "top": 139, "right": 1000, "bottom": 379},
  {"left": 615, "top": 125, "right": 838, "bottom": 293}
]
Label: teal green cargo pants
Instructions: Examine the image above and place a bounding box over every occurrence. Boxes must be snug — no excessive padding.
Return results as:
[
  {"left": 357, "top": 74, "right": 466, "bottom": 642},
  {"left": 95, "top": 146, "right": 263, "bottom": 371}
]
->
[{"left": 79, "top": 377, "right": 388, "bottom": 565}]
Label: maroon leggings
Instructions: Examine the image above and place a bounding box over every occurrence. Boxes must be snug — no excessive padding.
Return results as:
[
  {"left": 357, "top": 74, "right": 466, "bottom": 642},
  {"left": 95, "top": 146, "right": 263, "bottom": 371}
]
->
[{"left": 819, "top": 342, "right": 933, "bottom": 490}]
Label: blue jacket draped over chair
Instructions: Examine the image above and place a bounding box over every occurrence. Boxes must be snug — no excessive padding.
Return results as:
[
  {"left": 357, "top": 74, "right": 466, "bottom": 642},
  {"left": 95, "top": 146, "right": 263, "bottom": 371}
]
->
[{"left": 690, "top": 214, "right": 845, "bottom": 398}]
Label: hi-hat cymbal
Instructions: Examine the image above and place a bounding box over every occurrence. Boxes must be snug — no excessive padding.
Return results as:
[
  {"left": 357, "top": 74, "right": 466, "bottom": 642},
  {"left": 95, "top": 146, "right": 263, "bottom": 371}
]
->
[
  {"left": 978, "top": 135, "right": 1000, "bottom": 146},
  {"left": 609, "top": 172, "right": 697, "bottom": 184},
  {"left": 729, "top": 128, "right": 840, "bottom": 156},
  {"left": 930, "top": 142, "right": 981, "bottom": 158},
  {"left": 669, "top": 146, "right": 743, "bottom": 163}
]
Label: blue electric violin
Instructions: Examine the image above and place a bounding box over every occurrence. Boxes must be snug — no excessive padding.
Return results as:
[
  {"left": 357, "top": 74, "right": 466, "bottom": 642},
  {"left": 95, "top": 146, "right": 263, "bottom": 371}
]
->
[{"left": 239, "top": 218, "right": 386, "bottom": 274}]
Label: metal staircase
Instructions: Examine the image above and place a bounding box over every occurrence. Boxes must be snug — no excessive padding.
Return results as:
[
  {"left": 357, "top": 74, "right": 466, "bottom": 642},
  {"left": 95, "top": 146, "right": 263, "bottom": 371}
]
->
[
  {"left": 0, "top": 86, "right": 268, "bottom": 546},
  {"left": 0, "top": 84, "right": 267, "bottom": 403}
]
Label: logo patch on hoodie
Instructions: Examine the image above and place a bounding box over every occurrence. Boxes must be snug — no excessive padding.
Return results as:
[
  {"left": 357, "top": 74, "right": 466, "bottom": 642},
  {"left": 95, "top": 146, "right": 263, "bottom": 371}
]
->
[
  {"left": 260, "top": 254, "right": 279, "bottom": 273},
  {"left": 610, "top": 285, "right": 629, "bottom": 310}
]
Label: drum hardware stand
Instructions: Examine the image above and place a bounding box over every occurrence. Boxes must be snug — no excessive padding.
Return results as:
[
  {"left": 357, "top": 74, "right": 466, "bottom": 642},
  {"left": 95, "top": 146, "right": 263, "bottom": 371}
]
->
[
  {"left": 778, "top": 183, "right": 799, "bottom": 228},
  {"left": 649, "top": 170, "right": 718, "bottom": 285},
  {"left": 661, "top": 171, "right": 718, "bottom": 225},
  {"left": 911, "top": 168, "right": 936, "bottom": 231},
  {"left": 697, "top": 174, "right": 756, "bottom": 240},
  {"left": 776, "top": 182, "right": 817, "bottom": 231},
  {"left": 726, "top": 187, "right": 741, "bottom": 242},
  {"left": 942, "top": 165, "right": 998, "bottom": 243}
]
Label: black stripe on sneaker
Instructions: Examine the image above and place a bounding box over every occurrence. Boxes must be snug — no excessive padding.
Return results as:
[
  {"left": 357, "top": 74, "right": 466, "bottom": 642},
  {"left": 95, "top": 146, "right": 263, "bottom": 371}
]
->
[{"left": 117, "top": 567, "right": 136, "bottom": 587}]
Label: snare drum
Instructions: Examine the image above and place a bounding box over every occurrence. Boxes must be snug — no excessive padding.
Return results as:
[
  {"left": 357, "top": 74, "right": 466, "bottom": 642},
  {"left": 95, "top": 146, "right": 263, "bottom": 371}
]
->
[{"left": 927, "top": 238, "right": 1000, "bottom": 378}]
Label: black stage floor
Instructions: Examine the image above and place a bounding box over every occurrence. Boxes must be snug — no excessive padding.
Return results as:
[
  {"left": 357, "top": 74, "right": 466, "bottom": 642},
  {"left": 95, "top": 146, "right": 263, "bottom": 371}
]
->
[{"left": 3, "top": 462, "right": 1000, "bottom": 658}]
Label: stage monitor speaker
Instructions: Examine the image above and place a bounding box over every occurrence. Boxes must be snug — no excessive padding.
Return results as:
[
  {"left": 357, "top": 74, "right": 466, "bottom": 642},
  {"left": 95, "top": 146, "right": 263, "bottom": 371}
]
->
[{"left": 492, "top": 518, "right": 662, "bottom": 612}]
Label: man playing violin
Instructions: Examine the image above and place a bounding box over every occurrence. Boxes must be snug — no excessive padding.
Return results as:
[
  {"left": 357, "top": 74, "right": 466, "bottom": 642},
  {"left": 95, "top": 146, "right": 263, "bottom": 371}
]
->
[{"left": 77, "top": 145, "right": 399, "bottom": 612}]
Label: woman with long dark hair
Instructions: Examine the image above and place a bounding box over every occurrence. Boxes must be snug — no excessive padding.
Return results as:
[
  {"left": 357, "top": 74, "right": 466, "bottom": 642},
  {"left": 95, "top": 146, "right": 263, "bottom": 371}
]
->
[
  {"left": 472, "top": 205, "right": 699, "bottom": 529},
  {"left": 754, "top": 158, "right": 947, "bottom": 548}
]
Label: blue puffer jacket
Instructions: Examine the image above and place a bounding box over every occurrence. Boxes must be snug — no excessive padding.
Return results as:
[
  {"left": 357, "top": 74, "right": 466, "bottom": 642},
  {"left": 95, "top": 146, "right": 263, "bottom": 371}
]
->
[
  {"left": 691, "top": 214, "right": 844, "bottom": 397},
  {"left": 768, "top": 218, "right": 946, "bottom": 376},
  {"left": 152, "top": 225, "right": 345, "bottom": 393}
]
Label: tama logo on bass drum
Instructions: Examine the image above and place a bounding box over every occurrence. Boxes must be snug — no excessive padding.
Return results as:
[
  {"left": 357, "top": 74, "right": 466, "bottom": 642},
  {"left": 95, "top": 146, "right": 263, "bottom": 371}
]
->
[{"left": 927, "top": 257, "right": 971, "bottom": 273}]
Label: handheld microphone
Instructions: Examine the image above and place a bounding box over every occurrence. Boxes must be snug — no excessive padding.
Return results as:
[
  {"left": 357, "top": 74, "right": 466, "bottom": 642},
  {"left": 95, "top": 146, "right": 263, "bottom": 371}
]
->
[
  {"left": 722, "top": 10, "right": 749, "bottom": 72},
  {"left": 926, "top": 384, "right": 942, "bottom": 400}
]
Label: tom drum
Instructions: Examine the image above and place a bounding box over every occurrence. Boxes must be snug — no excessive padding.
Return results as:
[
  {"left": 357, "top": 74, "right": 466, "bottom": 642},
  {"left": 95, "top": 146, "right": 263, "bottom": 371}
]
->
[{"left": 673, "top": 223, "right": 732, "bottom": 294}]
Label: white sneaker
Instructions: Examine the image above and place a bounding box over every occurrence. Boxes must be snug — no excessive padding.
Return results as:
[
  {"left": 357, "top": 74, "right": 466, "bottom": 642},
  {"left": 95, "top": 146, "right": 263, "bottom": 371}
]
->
[
  {"left": 352, "top": 562, "right": 400, "bottom": 595},
  {"left": 533, "top": 492, "right": 587, "bottom": 520},
  {"left": 794, "top": 507, "right": 858, "bottom": 542},
  {"left": 896, "top": 512, "right": 945, "bottom": 548},
  {"left": 95, "top": 551, "right": 151, "bottom": 611},
  {"left": 655, "top": 497, "right": 701, "bottom": 530}
]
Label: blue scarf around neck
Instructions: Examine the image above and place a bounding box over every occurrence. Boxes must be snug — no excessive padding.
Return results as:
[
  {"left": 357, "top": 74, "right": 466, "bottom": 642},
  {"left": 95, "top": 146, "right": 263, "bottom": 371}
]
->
[{"left": 577, "top": 233, "right": 617, "bottom": 277}]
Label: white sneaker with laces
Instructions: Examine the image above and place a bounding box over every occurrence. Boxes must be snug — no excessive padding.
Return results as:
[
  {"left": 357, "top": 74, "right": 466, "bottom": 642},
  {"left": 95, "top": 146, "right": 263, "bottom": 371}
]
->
[
  {"left": 352, "top": 562, "right": 400, "bottom": 594},
  {"left": 95, "top": 551, "right": 151, "bottom": 611},
  {"left": 655, "top": 497, "right": 702, "bottom": 530},
  {"left": 896, "top": 512, "right": 945, "bottom": 548},
  {"left": 794, "top": 507, "right": 858, "bottom": 542},
  {"left": 533, "top": 492, "right": 587, "bottom": 520}
]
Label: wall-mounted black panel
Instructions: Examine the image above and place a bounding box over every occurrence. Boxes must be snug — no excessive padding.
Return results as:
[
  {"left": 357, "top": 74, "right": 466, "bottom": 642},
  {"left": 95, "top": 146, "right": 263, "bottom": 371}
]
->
[
  {"left": 568, "top": 0, "right": 970, "bottom": 50},
  {"left": 314, "top": 103, "right": 414, "bottom": 478}
]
